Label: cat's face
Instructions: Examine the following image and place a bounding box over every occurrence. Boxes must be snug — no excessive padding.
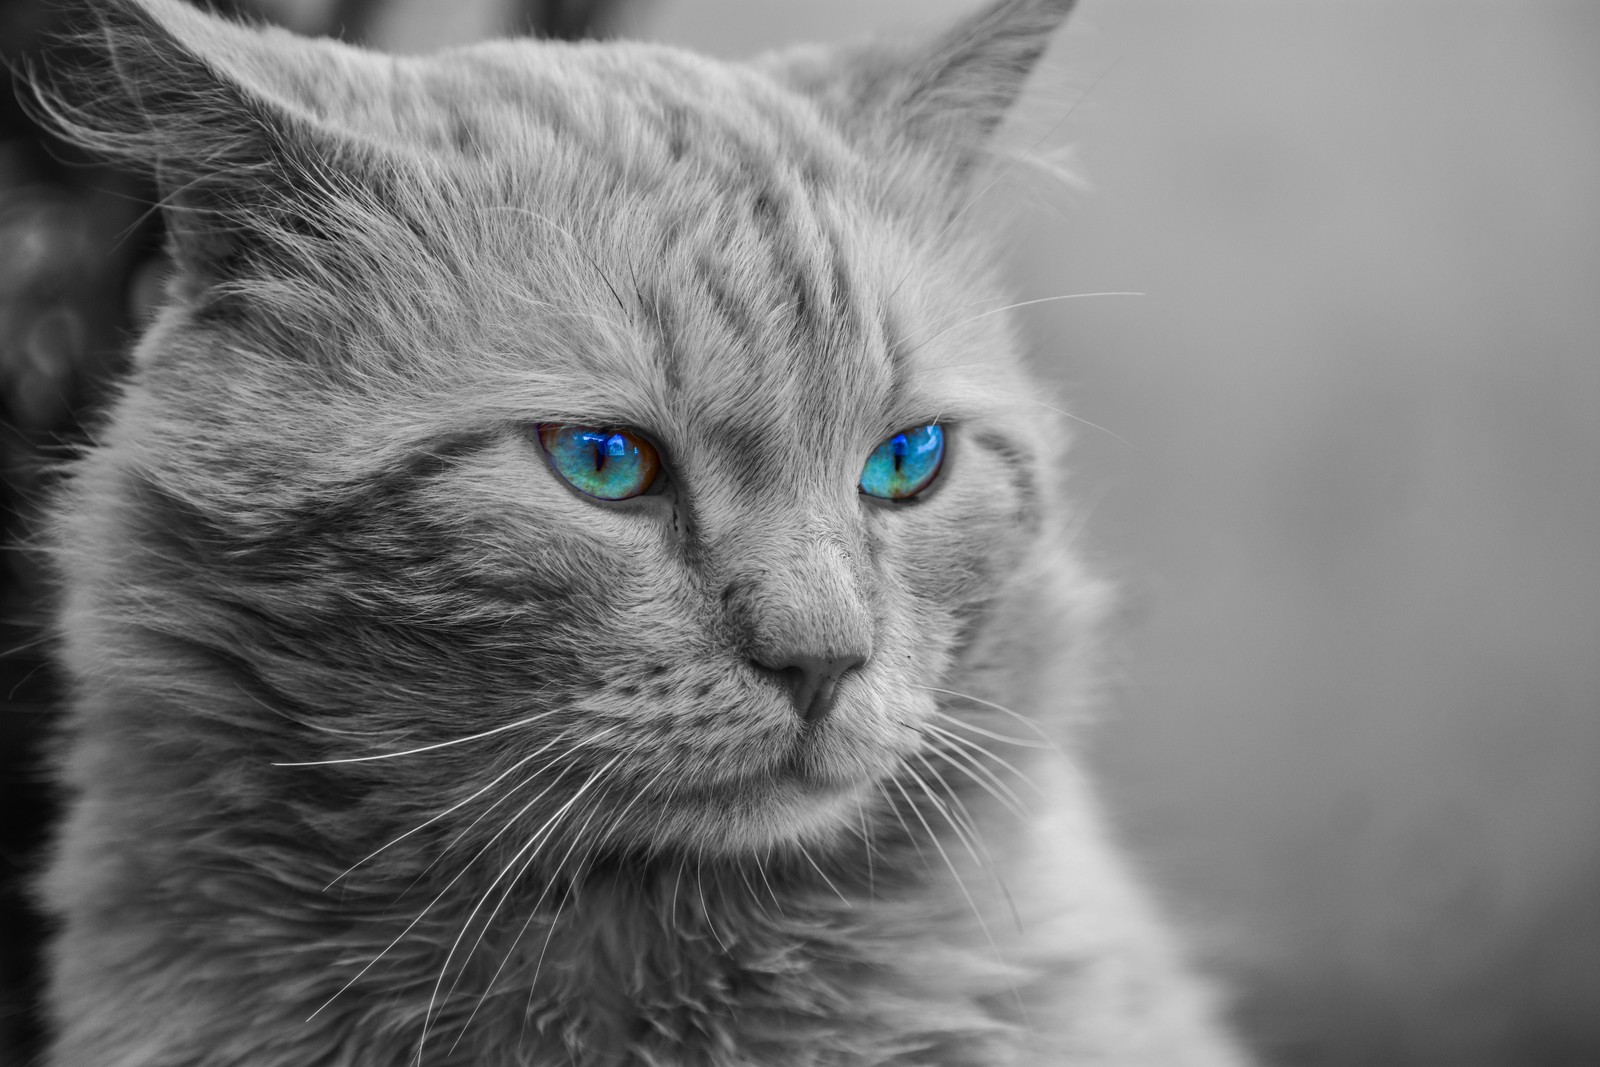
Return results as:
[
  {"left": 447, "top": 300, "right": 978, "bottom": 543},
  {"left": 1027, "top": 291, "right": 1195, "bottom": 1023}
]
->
[{"left": 66, "top": 0, "right": 1068, "bottom": 861}]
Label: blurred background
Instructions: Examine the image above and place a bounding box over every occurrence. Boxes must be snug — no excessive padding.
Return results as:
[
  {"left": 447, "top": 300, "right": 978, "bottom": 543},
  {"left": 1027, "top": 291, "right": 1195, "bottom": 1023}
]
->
[{"left": 2, "top": 1, "right": 1595, "bottom": 1065}]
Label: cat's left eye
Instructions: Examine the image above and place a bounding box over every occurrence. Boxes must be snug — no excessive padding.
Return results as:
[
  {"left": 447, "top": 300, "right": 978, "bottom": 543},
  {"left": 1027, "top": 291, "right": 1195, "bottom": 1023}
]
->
[
  {"left": 860, "top": 423, "right": 945, "bottom": 501},
  {"left": 537, "top": 425, "right": 661, "bottom": 501}
]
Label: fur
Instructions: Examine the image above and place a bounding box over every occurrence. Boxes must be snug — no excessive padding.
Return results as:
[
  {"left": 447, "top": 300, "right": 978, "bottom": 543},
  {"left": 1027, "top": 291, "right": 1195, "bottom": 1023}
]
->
[{"left": 33, "top": 1, "right": 1250, "bottom": 1063}]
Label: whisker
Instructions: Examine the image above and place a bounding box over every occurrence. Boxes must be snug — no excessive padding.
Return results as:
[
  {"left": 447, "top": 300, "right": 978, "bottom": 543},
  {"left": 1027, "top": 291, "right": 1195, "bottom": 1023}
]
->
[
  {"left": 890, "top": 775, "right": 988, "bottom": 940},
  {"left": 697, "top": 854, "right": 730, "bottom": 954},
  {"left": 441, "top": 839, "right": 551, "bottom": 1054},
  {"left": 396, "top": 725, "right": 629, "bottom": 902},
  {"left": 1021, "top": 395, "right": 1136, "bottom": 450},
  {"left": 856, "top": 796, "right": 876, "bottom": 903},
  {"left": 796, "top": 839, "right": 851, "bottom": 908},
  {"left": 444, "top": 776, "right": 612, "bottom": 1025},
  {"left": 305, "top": 765, "right": 570, "bottom": 1025},
  {"left": 925, "top": 708, "right": 1055, "bottom": 751},
  {"left": 894, "top": 292, "right": 1144, "bottom": 362},
  {"left": 916, "top": 685, "right": 1059, "bottom": 749},
  {"left": 325, "top": 730, "right": 576, "bottom": 890},
  {"left": 912, "top": 753, "right": 987, "bottom": 863},
  {"left": 915, "top": 758, "right": 985, "bottom": 883},
  {"left": 669, "top": 857, "right": 685, "bottom": 921},
  {"left": 876, "top": 781, "right": 930, "bottom": 872},
  {"left": 735, "top": 856, "right": 773, "bottom": 921},
  {"left": 905, "top": 762, "right": 988, "bottom": 887},
  {"left": 897, "top": 773, "right": 1029, "bottom": 1026},
  {"left": 274, "top": 707, "right": 562, "bottom": 766},
  {"left": 516, "top": 758, "right": 671, "bottom": 1052},
  {"left": 519, "top": 853, "right": 583, "bottom": 1050},
  {"left": 417, "top": 754, "right": 623, "bottom": 1063},
  {"left": 453, "top": 758, "right": 637, "bottom": 1054},
  {"left": 307, "top": 727, "right": 621, "bottom": 1024},
  {"left": 590, "top": 759, "right": 674, "bottom": 859},
  {"left": 923, "top": 719, "right": 1045, "bottom": 798},
  {"left": 920, "top": 726, "right": 1031, "bottom": 821},
  {"left": 755, "top": 844, "right": 786, "bottom": 920},
  {"left": 914, "top": 752, "right": 1023, "bottom": 935}
]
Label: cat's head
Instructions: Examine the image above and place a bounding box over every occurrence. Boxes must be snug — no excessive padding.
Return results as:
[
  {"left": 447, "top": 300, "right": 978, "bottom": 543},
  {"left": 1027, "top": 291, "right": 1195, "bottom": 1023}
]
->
[{"left": 42, "top": 0, "right": 1082, "bottom": 861}]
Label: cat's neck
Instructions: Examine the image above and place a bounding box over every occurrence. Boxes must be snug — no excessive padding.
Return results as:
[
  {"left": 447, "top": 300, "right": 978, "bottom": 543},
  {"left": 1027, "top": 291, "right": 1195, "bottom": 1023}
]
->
[{"left": 329, "top": 816, "right": 1021, "bottom": 1063}]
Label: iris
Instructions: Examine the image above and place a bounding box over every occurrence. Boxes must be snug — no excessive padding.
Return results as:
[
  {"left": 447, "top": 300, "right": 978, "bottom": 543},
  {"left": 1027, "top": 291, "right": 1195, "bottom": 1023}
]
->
[
  {"left": 537, "top": 425, "right": 661, "bottom": 500},
  {"left": 859, "top": 423, "right": 944, "bottom": 500}
]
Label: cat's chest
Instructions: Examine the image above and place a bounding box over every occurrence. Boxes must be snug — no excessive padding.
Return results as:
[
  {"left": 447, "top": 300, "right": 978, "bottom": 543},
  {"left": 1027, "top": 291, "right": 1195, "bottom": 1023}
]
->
[
  {"left": 437, "top": 888, "right": 1015, "bottom": 1067},
  {"left": 492, "top": 897, "right": 845, "bottom": 1062}
]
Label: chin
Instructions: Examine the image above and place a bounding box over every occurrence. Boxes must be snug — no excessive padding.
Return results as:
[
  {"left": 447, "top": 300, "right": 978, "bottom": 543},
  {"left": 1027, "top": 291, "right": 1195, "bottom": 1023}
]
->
[
  {"left": 627, "top": 759, "right": 878, "bottom": 857},
  {"left": 603, "top": 685, "right": 920, "bottom": 856},
  {"left": 690, "top": 785, "right": 869, "bottom": 856}
]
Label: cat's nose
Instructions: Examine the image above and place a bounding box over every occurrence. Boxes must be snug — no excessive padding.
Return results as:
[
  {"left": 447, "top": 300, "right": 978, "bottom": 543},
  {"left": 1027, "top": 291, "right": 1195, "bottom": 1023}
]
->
[{"left": 757, "top": 652, "right": 865, "bottom": 724}]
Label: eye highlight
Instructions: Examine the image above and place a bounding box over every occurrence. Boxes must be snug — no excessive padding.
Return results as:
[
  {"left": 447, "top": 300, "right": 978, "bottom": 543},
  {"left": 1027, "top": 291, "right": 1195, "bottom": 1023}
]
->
[
  {"left": 859, "top": 423, "right": 944, "bottom": 500},
  {"left": 537, "top": 425, "right": 661, "bottom": 501}
]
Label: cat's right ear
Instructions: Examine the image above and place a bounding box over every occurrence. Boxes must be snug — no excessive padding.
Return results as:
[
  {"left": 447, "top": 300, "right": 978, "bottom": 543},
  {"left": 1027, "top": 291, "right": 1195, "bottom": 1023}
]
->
[
  {"left": 760, "top": 0, "right": 1074, "bottom": 186},
  {"left": 24, "top": 0, "right": 387, "bottom": 297}
]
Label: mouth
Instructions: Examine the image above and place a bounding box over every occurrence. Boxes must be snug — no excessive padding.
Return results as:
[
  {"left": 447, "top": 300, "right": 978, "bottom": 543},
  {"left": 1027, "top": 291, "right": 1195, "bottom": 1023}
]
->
[
  {"left": 615, "top": 733, "right": 881, "bottom": 854},
  {"left": 774, "top": 727, "right": 869, "bottom": 791},
  {"left": 595, "top": 685, "right": 917, "bottom": 854},
  {"left": 663, "top": 743, "right": 857, "bottom": 810}
]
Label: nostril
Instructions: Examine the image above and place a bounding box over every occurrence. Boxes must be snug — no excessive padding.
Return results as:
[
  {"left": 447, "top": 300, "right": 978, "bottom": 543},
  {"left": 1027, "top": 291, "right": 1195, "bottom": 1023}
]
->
[{"left": 757, "top": 652, "right": 866, "bottom": 724}]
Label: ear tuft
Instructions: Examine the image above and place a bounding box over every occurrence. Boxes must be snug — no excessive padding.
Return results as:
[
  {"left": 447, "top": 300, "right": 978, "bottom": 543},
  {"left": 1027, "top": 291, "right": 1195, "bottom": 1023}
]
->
[
  {"left": 768, "top": 0, "right": 1075, "bottom": 175},
  {"left": 27, "top": 0, "right": 285, "bottom": 187},
  {"left": 894, "top": 0, "right": 1075, "bottom": 149},
  {"left": 22, "top": 0, "right": 371, "bottom": 289}
]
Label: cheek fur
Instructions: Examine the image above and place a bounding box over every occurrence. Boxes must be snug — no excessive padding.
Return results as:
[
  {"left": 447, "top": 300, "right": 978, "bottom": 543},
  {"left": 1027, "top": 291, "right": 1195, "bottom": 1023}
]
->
[
  {"left": 414, "top": 461, "right": 826, "bottom": 790},
  {"left": 148, "top": 417, "right": 1031, "bottom": 862},
  {"left": 874, "top": 455, "right": 1029, "bottom": 612}
]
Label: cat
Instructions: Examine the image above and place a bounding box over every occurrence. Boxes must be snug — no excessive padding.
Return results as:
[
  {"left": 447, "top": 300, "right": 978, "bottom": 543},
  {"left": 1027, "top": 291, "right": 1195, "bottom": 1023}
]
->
[{"left": 31, "top": 0, "right": 1252, "bottom": 1063}]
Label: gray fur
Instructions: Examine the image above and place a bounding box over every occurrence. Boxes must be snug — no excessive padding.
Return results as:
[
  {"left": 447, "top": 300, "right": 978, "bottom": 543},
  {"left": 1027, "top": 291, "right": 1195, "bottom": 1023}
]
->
[{"left": 34, "top": 1, "right": 1250, "bottom": 1064}]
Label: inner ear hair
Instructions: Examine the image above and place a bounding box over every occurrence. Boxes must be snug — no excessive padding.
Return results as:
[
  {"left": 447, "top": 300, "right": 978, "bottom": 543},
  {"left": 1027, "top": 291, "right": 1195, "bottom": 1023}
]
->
[{"left": 762, "top": 0, "right": 1076, "bottom": 175}]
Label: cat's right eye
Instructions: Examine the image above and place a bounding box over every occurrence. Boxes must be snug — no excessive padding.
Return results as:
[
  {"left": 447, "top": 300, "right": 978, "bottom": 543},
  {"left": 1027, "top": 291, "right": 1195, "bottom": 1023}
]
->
[{"left": 537, "top": 424, "right": 662, "bottom": 501}]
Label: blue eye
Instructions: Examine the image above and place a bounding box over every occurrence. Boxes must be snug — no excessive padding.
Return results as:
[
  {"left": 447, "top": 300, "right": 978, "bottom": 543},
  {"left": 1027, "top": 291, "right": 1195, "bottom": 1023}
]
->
[
  {"left": 859, "top": 423, "right": 944, "bottom": 500},
  {"left": 537, "top": 424, "right": 661, "bottom": 501}
]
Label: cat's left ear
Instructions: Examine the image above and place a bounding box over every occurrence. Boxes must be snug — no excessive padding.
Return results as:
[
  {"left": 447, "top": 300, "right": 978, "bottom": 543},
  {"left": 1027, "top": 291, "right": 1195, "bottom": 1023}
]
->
[
  {"left": 27, "top": 0, "right": 395, "bottom": 302},
  {"left": 760, "top": 0, "right": 1075, "bottom": 180}
]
